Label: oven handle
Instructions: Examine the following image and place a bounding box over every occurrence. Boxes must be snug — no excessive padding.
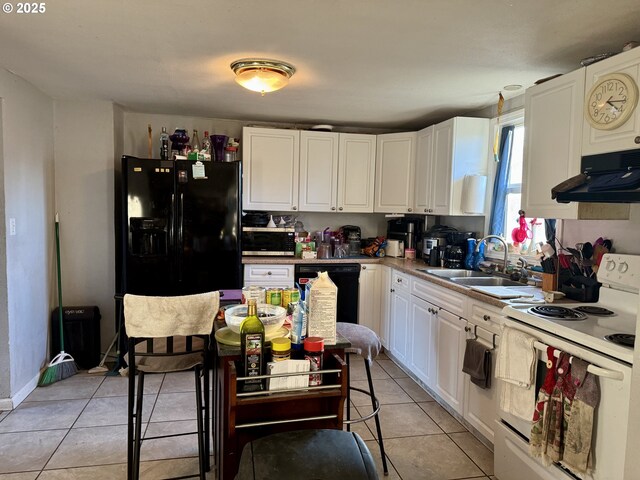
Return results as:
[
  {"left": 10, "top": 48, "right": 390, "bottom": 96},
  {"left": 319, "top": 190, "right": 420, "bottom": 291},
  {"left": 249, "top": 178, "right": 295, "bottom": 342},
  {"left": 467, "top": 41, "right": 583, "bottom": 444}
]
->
[{"left": 533, "top": 340, "right": 624, "bottom": 381}]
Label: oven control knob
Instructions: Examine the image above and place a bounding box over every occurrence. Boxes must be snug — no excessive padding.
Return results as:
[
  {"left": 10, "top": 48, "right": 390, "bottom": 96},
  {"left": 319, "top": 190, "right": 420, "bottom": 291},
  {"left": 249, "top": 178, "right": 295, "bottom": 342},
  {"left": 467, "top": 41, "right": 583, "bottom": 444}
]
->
[
  {"left": 606, "top": 260, "right": 616, "bottom": 271},
  {"left": 618, "top": 262, "right": 629, "bottom": 273}
]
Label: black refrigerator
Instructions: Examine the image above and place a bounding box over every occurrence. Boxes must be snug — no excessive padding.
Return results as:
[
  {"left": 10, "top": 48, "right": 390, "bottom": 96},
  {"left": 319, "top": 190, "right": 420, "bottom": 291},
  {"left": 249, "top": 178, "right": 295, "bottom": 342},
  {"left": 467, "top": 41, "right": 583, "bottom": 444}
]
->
[{"left": 116, "top": 155, "right": 242, "bottom": 298}]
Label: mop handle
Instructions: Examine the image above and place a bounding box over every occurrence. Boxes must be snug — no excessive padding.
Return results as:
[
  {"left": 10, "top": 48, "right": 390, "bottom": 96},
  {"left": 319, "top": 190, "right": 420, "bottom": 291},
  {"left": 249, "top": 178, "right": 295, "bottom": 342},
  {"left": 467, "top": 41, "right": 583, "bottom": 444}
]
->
[{"left": 55, "top": 213, "right": 64, "bottom": 352}]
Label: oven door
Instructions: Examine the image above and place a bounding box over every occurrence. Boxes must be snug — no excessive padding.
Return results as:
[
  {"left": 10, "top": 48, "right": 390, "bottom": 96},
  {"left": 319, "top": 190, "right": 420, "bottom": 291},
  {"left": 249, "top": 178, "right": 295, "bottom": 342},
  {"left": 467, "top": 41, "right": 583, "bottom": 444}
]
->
[{"left": 495, "top": 318, "right": 632, "bottom": 480}]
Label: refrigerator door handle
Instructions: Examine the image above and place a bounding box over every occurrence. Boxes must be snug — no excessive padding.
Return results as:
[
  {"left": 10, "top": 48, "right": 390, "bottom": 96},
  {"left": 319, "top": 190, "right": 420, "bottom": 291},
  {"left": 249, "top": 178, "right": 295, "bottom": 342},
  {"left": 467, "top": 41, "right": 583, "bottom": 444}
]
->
[
  {"left": 169, "top": 193, "right": 176, "bottom": 252},
  {"left": 178, "top": 192, "right": 184, "bottom": 282}
]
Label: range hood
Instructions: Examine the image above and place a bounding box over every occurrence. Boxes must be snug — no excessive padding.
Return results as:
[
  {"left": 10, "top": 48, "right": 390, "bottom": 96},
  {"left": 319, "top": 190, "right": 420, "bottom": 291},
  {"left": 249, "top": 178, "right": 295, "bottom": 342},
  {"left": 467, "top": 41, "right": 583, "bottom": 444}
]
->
[{"left": 553, "top": 149, "right": 640, "bottom": 203}]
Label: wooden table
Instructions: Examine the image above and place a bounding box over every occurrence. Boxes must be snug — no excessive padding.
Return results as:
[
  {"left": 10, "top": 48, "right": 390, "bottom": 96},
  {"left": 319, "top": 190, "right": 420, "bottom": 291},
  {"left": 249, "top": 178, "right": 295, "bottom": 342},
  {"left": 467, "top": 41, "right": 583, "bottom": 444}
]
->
[{"left": 212, "top": 322, "right": 350, "bottom": 480}]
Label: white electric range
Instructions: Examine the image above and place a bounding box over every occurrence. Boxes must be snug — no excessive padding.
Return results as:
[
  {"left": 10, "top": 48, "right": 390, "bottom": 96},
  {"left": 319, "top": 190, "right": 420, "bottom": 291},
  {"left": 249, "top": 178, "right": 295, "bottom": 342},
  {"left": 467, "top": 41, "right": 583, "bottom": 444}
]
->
[{"left": 495, "top": 253, "right": 639, "bottom": 480}]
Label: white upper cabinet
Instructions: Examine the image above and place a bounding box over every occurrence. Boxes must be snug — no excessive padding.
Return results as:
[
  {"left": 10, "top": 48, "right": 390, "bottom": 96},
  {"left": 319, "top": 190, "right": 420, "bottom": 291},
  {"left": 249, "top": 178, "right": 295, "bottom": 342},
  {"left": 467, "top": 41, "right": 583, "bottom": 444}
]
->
[
  {"left": 374, "top": 132, "right": 417, "bottom": 213},
  {"left": 337, "top": 133, "right": 376, "bottom": 212},
  {"left": 582, "top": 46, "right": 640, "bottom": 156},
  {"left": 299, "top": 131, "right": 339, "bottom": 212},
  {"left": 242, "top": 127, "right": 300, "bottom": 211},
  {"left": 415, "top": 118, "right": 489, "bottom": 216},
  {"left": 522, "top": 68, "right": 585, "bottom": 219}
]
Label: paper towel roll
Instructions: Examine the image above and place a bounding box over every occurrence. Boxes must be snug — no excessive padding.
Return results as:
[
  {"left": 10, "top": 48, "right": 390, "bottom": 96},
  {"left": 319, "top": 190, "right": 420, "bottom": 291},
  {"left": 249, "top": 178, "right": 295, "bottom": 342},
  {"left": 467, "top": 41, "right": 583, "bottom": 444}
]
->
[{"left": 461, "top": 174, "right": 487, "bottom": 214}]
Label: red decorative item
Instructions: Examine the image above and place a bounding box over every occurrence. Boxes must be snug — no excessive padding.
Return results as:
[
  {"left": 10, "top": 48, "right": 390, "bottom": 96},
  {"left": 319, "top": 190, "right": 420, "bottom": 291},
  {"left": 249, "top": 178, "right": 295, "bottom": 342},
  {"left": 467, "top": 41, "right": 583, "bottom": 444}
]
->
[{"left": 511, "top": 210, "right": 531, "bottom": 245}]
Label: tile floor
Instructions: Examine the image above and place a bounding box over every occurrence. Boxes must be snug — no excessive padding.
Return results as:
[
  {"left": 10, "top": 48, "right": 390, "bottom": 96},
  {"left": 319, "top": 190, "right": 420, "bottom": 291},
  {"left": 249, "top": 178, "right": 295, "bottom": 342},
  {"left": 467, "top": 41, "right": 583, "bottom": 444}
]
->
[{"left": 0, "top": 353, "right": 496, "bottom": 479}]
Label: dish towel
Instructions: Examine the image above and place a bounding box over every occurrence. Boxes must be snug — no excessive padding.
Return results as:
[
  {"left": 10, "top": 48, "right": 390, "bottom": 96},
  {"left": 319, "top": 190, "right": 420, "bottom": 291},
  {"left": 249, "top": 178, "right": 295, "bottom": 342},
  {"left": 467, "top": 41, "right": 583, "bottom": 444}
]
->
[
  {"left": 547, "top": 352, "right": 578, "bottom": 464},
  {"left": 530, "top": 346, "right": 558, "bottom": 461},
  {"left": 462, "top": 338, "right": 492, "bottom": 389},
  {"left": 563, "top": 358, "right": 599, "bottom": 474},
  {"left": 496, "top": 326, "right": 537, "bottom": 420}
]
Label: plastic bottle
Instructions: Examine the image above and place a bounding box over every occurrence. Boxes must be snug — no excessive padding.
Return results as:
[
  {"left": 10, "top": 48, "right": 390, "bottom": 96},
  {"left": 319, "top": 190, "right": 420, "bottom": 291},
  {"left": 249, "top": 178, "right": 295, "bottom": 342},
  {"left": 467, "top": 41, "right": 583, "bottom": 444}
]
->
[
  {"left": 472, "top": 241, "right": 486, "bottom": 271},
  {"left": 465, "top": 238, "right": 477, "bottom": 270},
  {"left": 160, "top": 127, "right": 170, "bottom": 160},
  {"left": 240, "top": 299, "right": 265, "bottom": 391},
  {"left": 304, "top": 337, "right": 324, "bottom": 386},
  {"left": 271, "top": 337, "right": 291, "bottom": 362}
]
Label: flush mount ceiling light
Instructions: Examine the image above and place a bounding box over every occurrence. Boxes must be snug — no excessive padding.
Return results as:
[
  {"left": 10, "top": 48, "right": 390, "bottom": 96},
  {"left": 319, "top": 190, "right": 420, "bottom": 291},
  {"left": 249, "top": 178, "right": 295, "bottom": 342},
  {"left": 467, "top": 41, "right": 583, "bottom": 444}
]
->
[
  {"left": 230, "top": 58, "right": 296, "bottom": 95},
  {"left": 503, "top": 84, "right": 523, "bottom": 91}
]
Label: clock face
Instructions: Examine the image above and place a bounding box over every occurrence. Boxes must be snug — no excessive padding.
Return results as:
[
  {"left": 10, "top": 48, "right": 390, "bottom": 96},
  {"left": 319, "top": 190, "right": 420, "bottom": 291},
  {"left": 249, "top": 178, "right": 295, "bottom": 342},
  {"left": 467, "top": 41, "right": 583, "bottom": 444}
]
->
[{"left": 585, "top": 73, "right": 639, "bottom": 130}]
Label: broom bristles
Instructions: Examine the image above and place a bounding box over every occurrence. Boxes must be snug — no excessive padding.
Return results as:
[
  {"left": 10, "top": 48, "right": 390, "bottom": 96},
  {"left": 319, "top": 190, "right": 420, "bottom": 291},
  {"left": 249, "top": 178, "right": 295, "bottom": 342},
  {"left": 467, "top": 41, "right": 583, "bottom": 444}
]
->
[{"left": 38, "top": 351, "right": 78, "bottom": 386}]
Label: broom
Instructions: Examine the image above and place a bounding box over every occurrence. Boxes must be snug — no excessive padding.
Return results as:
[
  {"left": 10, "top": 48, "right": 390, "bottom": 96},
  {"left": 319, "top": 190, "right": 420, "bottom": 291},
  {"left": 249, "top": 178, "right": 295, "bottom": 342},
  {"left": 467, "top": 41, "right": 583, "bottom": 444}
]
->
[{"left": 39, "top": 213, "right": 77, "bottom": 386}]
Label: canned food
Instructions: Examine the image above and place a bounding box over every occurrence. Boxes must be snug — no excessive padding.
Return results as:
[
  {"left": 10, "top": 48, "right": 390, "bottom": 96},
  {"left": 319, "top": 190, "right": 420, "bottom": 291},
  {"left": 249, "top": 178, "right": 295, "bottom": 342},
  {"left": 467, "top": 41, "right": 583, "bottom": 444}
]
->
[
  {"left": 281, "top": 288, "right": 300, "bottom": 308},
  {"left": 241, "top": 286, "right": 266, "bottom": 305},
  {"left": 265, "top": 288, "right": 283, "bottom": 306}
]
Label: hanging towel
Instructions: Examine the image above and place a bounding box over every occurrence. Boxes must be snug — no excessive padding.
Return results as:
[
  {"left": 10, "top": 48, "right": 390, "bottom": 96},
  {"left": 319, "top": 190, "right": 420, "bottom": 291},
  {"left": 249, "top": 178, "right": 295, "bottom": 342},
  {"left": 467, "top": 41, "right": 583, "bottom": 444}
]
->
[
  {"left": 530, "top": 346, "right": 558, "bottom": 461},
  {"left": 547, "top": 352, "right": 579, "bottom": 464},
  {"left": 462, "top": 338, "right": 492, "bottom": 389},
  {"left": 496, "top": 327, "right": 537, "bottom": 420},
  {"left": 563, "top": 359, "right": 599, "bottom": 474}
]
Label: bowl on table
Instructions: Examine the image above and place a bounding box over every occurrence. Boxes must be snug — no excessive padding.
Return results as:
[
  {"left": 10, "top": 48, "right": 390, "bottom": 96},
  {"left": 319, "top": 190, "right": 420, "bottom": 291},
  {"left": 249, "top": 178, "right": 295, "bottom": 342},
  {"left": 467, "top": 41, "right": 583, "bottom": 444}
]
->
[{"left": 224, "top": 304, "right": 286, "bottom": 336}]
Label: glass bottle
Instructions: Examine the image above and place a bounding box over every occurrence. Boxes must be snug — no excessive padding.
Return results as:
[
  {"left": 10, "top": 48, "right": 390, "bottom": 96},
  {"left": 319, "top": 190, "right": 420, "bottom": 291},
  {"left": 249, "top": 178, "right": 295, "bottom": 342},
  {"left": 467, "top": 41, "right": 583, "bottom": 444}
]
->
[
  {"left": 159, "top": 127, "right": 170, "bottom": 160},
  {"left": 191, "top": 129, "right": 201, "bottom": 151},
  {"left": 201, "top": 131, "right": 211, "bottom": 155},
  {"left": 240, "top": 299, "right": 265, "bottom": 391}
]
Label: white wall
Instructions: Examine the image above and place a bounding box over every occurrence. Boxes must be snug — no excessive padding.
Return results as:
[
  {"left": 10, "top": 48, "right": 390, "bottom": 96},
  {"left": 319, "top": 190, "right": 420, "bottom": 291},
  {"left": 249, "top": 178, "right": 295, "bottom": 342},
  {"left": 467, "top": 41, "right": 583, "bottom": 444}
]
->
[
  {"left": 53, "top": 100, "right": 116, "bottom": 354},
  {"left": 0, "top": 69, "right": 54, "bottom": 407}
]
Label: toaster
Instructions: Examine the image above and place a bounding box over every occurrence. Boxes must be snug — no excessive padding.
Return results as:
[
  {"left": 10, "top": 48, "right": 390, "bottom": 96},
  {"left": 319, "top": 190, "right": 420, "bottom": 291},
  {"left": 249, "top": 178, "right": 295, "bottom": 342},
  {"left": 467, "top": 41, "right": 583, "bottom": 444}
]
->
[{"left": 385, "top": 239, "right": 404, "bottom": 258}]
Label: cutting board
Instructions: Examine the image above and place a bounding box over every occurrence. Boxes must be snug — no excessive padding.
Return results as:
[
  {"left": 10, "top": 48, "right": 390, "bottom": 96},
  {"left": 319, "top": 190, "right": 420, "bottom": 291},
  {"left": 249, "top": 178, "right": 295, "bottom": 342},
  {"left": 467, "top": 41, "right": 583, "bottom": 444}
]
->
[{"left": 469, "top": 285, "right": 536, "bottom": 299}]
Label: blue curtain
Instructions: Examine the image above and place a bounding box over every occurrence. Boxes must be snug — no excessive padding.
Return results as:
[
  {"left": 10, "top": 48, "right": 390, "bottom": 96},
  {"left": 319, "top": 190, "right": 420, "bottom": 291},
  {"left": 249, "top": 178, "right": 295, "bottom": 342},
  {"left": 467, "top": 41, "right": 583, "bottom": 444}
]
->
[{"left": 489, "top": 126, "right": 515, "bottom": 237}]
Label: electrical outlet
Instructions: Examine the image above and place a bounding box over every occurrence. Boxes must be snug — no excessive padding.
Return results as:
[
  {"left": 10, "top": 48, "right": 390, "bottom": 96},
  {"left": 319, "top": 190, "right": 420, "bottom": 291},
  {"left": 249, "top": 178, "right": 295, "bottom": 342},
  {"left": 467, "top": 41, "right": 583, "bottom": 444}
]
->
[{"left": 9, "top": 218, "right": 16, "bottom": 236}]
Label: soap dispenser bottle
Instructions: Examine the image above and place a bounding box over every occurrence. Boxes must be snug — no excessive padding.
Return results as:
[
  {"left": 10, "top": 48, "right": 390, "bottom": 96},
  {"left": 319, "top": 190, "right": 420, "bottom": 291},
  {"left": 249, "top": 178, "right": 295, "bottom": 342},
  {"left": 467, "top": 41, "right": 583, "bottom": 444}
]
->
[{"left": 464, "top": 238, "right": 477, "bottom": 270}]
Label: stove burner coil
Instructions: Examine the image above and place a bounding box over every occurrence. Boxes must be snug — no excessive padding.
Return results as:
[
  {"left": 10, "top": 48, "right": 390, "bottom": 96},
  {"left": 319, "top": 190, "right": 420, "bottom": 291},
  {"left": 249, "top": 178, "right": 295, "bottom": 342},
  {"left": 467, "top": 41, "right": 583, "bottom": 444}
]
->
[
  {"left": 573, "top": 306, "right": 615, "bottom": 316},
  {"left": 528, "top": 305, "right": 588, "bottom": 320},
  {"left": 605, "top": 333, "right": 635, "bottom": 347}
]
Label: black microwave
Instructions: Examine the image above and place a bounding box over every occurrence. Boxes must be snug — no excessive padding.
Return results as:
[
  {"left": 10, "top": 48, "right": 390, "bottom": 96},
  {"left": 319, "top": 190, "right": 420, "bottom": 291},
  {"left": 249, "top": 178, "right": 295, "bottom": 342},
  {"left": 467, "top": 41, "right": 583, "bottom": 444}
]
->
[{"left": 241, "top": 227, "right": 296, "bottom": 256}]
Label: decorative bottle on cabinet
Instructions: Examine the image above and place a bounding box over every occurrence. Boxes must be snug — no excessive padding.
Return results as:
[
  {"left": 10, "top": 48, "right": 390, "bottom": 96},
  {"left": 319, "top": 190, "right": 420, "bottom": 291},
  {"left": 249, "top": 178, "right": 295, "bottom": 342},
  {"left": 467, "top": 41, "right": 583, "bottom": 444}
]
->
[
  {"left": 240, "top": 299, "right": 265, "bottom": 391},
  {"left": 160, "top": 127, "right": 169, "bottom": 160}
]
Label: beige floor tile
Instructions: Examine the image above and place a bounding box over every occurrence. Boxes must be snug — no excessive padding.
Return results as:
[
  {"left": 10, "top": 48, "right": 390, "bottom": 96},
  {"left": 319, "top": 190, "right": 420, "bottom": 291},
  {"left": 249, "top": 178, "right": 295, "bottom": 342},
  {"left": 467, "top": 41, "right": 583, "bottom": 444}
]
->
[
  {"left": 74, "top": 394, "right": 156, "bottom": 427},
  {"left": 0, "top": 430, "right": 67, "bottom": 474},
  {"left": 150, "top": 392, "right": 198, "bottom": 422},
  {"left": 94, "top": 373, "right": 164, "bottom": 397},
  {"left": 395, "top": 376, "right": 435, "bottom": 402},
  {"left": 365, "top": 402, "right": 442, "bottom": 439},
  {"left": 160, "top": 371, "right": 199, "bottom": 393},
  {"left": 376, "top": 359, "right": 408, "bottom": 378},
  {"left": 0, "top": 411, "right": 9, "bottom": 422},
  {"left": 419, "top": 402, "right": 467, "bottom": 433},
  {"left": 363, "top": 439, "right": 401, "bottom": 479},
  {"left": 344, "top": 405, "right": 374, "bottom": 441},
  {"left": 384, "top": 434, "right": 484, "bottom": 479},
  {"left": 45, "top": 425, "right": 129, "bottom": 469},
  {"left": 37, "top": 463, "right": 128, "bottom": 479},
  {"left": 0, "top": 399, "right": 88, "bottom": 432},
  {"left": 350, "top": 378, "right": 413, "bottom": 406},
  {"left": 449, "top": 431, "right": 494, "bottom": 475},
  {"left": 377, "top": 351, "right": 390, "bottom": 360},
  {"left": 348, "top": 357, "right": 391, "bottom": 381},
  {"left": 25, "top": 376, "right": 104, "bottom": 402},
  {"left": 140, "top": 457, "right": 215, "bottom": 479},
  {"left": 141, "top": 420, "right": 201, "bottom": 461},
  {"left": 0, "top": 473, "right": 39, "bottom": 480}
]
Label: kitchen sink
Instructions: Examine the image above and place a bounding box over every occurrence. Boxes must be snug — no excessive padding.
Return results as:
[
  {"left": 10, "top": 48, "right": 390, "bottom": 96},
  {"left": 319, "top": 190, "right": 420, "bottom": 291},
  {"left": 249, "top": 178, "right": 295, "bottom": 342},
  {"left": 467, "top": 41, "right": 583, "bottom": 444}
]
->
[
  {"left": 450, "top": 277, "right": 524, "bottom": 287},
  {"left": 417, "top": 269, "right": 490, "bottom": 278}
]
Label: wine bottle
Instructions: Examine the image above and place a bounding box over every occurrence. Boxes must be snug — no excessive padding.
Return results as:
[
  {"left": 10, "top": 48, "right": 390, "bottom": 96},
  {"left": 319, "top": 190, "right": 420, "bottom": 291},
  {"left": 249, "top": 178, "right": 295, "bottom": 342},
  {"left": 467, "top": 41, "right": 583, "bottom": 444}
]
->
[
  {"left": 191, "top": 129, "right": 201, "bottom": 151},
  {"left": 240, "top": 299, "right": 265, "bottom": 391},
  {"left": 160, "top": 127, "right": 170, "bottom": 160}
]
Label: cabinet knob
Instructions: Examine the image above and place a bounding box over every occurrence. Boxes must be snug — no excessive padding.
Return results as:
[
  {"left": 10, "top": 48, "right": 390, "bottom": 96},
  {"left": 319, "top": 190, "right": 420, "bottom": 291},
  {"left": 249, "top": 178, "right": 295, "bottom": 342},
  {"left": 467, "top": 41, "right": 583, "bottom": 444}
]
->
[
  {"left": 424, "top": 208, "right": 427, "bottom": 212},
  {"left": 390, "top": 288, "right": 395, "bottom": 293},
  {"left": 464, "top": 326, "right": 471, "bottom": 332},
  {"left": 292, "top": 206, "right": 297, "bottom": 210},
  {"left": 267, "top": 271, "right": 272, "bottom": 275},
  {"left": 331, "top": 207, "right": 336, "bottom": 211},
  {"left": 362, "top": 265, "right": 367, "bottom": 270},
  {"left": 408, "top": 208, "right": 413, "bottom": 212},
  {"left": 635, "top": 136, "right": 640, "bottom": 144},
  {"left": 338, "top": 207, "right": 344, "bottom": 211},
  {"left": 483, "top": 314, "right": 490, "bottom": 321},
  {"left": 397, "top": 278, "right": 402, "bottom": 283}
]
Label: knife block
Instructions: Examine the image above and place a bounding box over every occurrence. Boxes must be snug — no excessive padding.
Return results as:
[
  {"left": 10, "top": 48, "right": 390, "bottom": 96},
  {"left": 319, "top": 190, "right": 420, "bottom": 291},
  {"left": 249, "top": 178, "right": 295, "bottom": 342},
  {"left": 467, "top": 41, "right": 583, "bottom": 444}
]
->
[{"left": 542, "top": 273, "right": 558, "bottom": 292}]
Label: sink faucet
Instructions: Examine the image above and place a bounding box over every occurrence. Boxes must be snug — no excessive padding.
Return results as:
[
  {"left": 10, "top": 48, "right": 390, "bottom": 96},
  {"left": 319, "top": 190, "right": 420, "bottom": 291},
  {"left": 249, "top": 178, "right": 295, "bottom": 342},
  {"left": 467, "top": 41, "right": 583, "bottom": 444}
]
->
[{"left": 476, "top": 235, "right": 509, "bottom": 274}]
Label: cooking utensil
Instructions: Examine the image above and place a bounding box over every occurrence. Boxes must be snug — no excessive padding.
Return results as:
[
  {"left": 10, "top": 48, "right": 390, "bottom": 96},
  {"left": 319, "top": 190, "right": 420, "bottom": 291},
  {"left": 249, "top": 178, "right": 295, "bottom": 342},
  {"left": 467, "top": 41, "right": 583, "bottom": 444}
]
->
[{"left": 582, "top": 242, "right": 593, "bottom": 259}]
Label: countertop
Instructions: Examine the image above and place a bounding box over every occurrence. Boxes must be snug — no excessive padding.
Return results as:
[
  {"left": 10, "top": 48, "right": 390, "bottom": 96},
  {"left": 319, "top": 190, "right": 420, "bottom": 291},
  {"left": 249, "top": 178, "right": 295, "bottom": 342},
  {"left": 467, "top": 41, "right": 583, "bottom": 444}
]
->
[{"left": 242, "top": 255, "right": 543, "bottom": 309}]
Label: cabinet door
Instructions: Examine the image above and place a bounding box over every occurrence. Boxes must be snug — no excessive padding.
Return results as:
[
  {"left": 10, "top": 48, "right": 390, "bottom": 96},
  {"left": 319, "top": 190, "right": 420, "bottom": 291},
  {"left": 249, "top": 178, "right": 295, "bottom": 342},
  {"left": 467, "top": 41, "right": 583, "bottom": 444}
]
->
[
  {"left": 379, "top": 265, "right": 391, "bottom": 348},
  {"left": 414, "top": 126, "right": 435, "bottom": 214},
  {"left": 522, "top": 69, "right": 584, "bottom": 219},
  {"left": 358, "top": 264, "right": 381, "bottom": 335},
  {"left": 389, "top": 290, "right": 410, "bottom": 366},
  {"left": 243, "top": 127, "right": 300, "bottom": 211},
  {"left": 374, "top": 132, "right": 417, "bottom": 213},
  {"left": 431, "top": 120, "right": 454, "bottom": 215},
  {"left": 243, "top": 264, "right": 294, "bottom": 287},
  {"left": 464, "top": 336, "right": 498, "bottom": 444},
  {"left": 337, "top": 133, "right": 376, "bottom": 213},
  {"left": 299, "top": 131, "right": 339, "bottom": 212},
  {"left": 409, "top": 295, "right": 436, "bottom": 389},
  {"left": 582, "top": 46, "right": 640, "bottom": 155},
  {"left": 434, "top": 308, "right": 466, "bottom": 414}
]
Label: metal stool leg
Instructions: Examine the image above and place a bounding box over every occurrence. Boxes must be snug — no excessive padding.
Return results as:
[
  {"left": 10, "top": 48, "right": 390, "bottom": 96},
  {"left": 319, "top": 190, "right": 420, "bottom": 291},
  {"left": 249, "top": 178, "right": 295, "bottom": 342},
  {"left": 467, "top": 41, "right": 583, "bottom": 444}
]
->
[
  {"left": 345, "top": 352, "right": 351, "bottom": 431},
  {"left": 364, "top": 357, "right": 389, "bottom": 475},
  {"left": 132, "top": 370, "right": 145, "bottom": 480},
  {"left": 195, "top": 365, "right": 206, "bottom": 480}
]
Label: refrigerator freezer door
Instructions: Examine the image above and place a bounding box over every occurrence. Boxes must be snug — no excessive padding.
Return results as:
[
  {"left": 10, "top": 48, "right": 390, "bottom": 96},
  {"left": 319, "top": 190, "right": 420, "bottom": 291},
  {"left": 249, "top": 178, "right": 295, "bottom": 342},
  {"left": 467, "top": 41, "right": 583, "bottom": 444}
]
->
[{"left": 174, "top": 161, "right": 242, "bottom": 293}]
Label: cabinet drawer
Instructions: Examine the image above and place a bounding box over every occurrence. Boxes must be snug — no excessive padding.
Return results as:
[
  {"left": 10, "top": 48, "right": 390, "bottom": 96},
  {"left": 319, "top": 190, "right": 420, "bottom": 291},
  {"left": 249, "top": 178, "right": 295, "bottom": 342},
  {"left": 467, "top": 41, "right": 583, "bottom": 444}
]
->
[
  {"left": 244, "top": 265, "right": 294, "bottom": 284},
  {"left": 410, "top": 278, "right": 465, "bottom": 317},
  {"left": 468, "top": 300, "right": 507, "bottom": 329},
  {"left": 391, "top": 270, "right": 410, "bottom": 292}
]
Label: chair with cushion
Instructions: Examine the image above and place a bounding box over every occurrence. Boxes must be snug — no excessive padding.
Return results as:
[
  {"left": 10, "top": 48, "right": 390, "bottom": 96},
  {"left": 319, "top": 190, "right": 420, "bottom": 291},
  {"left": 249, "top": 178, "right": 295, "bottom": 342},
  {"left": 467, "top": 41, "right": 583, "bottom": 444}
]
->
[
  {"left": 337, "top": 322, "right": 388, "bottom": 476},
  {"left": 124, "top": 291, "right": 220, "bottom": 480}
]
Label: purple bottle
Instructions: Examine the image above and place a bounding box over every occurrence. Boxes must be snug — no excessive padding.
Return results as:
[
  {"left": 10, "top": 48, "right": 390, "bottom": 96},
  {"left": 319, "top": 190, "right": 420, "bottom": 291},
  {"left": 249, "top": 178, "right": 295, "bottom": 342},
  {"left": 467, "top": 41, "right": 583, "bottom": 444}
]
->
[{"left": 210, "top": 135, "right": 228, "bottom": 162}]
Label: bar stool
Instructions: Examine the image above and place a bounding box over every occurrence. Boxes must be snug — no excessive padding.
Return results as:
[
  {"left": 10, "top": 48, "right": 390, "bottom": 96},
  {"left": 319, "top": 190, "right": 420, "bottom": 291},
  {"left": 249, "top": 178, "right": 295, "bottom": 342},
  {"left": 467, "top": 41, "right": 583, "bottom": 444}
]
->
[
  {"left": 337, "top": 322, "right": 389, "bottom": 476},
  {"left": 124, "top": 291, "right": 219, "bottom": 480}
]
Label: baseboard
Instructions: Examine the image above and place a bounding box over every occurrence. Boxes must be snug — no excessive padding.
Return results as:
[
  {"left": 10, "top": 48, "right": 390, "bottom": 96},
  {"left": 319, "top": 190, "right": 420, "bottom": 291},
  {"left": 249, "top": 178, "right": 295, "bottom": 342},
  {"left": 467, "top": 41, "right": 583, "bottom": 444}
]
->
[{"left": 0, "top": 372, "right": 39, "bottom": 410}]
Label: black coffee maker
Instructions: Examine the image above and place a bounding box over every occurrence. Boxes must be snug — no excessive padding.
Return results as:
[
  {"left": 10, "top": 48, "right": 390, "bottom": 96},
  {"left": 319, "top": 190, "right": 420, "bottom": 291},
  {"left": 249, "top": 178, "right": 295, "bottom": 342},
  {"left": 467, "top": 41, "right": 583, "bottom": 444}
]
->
[
  {"left": 444, "top": 231, "right": 475, "bottom": 268},
  {"left": 386, "top": 217, "right": 424, "bottom": 255}
]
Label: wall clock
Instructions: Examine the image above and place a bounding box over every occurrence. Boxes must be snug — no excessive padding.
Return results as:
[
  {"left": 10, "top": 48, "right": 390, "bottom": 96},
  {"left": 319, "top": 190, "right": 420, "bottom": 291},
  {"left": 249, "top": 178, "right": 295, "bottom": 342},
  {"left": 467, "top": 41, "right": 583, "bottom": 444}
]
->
[{"left": 584, "top": 72, "right": 639, "bottom": 130}]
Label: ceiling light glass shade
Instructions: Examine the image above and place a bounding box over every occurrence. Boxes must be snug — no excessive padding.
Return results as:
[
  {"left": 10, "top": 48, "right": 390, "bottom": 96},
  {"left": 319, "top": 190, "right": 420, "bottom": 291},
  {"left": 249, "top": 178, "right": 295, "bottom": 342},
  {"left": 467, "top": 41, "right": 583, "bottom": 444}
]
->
[{"left": 230, "top": 58, "right": 296, "bottom": 94}]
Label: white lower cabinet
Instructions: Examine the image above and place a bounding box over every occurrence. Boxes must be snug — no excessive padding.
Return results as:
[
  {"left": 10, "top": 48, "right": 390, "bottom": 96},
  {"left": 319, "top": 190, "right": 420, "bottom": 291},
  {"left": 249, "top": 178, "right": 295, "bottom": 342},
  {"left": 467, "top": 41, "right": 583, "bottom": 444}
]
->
[
  {"left": 434, "top": 308, "right": 467, "bottom": 415},
  {"left": 409, "top": 295, "right": 437, "bottom": 389},
  {"left": 379, "top": 265, "right": 391, "bottom": 348},
  {"left": 243, "top": 264, "right": 295, "bottom": 288},
  {"left": 388, "top": 270, "right": 411, "bottom": 365},
  {"left": 358, "top": 264, "right": 382, "bottom": 336}
]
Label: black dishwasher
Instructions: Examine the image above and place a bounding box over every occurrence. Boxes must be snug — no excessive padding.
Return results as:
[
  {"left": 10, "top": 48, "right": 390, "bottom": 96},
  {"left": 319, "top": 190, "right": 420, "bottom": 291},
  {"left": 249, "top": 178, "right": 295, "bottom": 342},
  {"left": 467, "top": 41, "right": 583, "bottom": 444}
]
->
[{"left": 294, "top": 263, "right": 360, "bottom": 324}]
